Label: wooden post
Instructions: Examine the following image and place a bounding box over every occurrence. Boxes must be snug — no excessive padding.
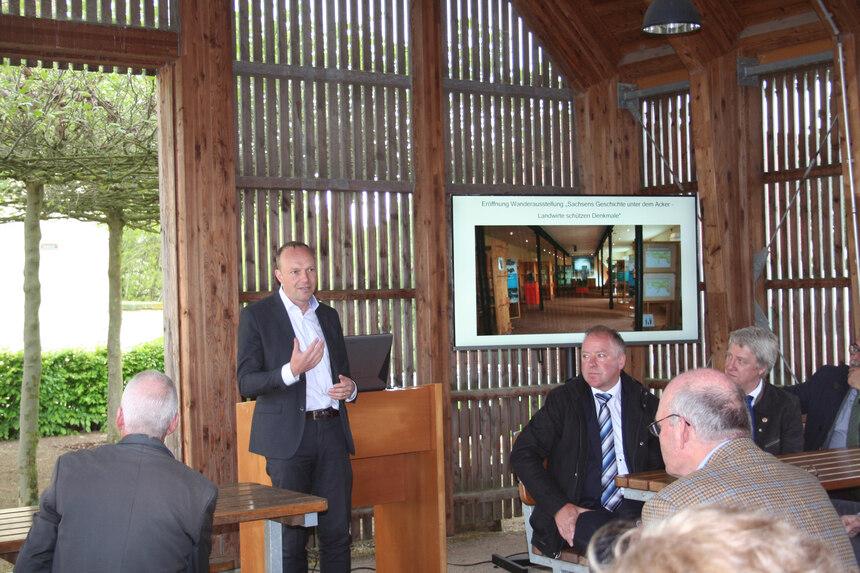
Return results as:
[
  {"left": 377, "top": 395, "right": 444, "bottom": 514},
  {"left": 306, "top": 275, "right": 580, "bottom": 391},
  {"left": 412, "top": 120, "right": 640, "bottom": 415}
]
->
[
  {"left": 159, "top": 0, "right": 240, "bottom": 561},
  {"left": 411, "top": 0, "right": 454, "bottom": 535},
  {"left": 830, "top": 32, "right": 860, "bottom": 336},
  {"left": 689, "top": 52, "right": 762, "bottom": 367}
]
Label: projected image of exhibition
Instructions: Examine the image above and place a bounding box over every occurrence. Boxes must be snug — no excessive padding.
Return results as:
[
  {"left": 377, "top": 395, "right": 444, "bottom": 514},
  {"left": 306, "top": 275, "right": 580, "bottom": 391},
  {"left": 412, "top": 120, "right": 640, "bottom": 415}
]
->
[
  {"left": 479, "top": 224, "right": 681, "bottom": 335},
  {"left": 451, "top": 195, "right": 699, "bottom": 348}
]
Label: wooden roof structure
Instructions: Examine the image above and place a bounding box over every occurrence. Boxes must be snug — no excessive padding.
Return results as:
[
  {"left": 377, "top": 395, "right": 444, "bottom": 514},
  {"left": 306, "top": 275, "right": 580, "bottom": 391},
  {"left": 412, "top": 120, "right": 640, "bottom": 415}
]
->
[{"left": 5, "top": 0, "right": 860, "bottom": 560}]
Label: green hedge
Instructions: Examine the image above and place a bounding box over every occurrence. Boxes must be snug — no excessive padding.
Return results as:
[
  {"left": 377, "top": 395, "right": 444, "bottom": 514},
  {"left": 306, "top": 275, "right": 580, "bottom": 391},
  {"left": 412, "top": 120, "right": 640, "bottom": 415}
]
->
[{"left": 0, "top": 338, "right": 164, "bottom": 440}]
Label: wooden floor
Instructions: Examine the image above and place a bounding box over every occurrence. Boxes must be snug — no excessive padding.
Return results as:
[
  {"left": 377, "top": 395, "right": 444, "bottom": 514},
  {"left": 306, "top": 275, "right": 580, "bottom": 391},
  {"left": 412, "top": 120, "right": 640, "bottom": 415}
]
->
[{"left": 511, "top": 292, "right": 651, "bottom": 334}]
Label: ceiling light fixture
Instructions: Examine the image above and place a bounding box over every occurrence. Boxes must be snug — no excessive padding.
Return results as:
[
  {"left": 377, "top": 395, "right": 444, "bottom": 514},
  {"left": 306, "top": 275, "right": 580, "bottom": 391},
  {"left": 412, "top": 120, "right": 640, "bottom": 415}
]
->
[{"left": 642, "top": 0, "right": 702, "bottom": 35}]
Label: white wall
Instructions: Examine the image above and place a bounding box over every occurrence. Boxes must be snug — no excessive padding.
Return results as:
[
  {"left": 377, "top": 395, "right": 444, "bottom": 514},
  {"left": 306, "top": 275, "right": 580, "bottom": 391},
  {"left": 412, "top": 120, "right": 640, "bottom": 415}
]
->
[{"left": 0, "top": 220, "right": 163, "bottom": 351}]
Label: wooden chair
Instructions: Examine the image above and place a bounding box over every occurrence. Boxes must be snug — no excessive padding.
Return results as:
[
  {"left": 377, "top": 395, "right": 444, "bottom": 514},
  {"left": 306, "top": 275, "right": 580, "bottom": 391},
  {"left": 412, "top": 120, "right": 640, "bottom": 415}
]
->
[
  {"left": 496, "top": 432, "right": 588, "bottom": 573},
  {"left": 516, "top": 481, "right": 589, "bottom": 573}
]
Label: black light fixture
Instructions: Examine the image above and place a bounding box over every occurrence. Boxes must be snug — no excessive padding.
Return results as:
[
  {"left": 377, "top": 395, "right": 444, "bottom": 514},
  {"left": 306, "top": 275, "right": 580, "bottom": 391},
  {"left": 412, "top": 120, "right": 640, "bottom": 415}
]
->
[{"left": 642, "top": 0, "right": 702, "bottom": 35}]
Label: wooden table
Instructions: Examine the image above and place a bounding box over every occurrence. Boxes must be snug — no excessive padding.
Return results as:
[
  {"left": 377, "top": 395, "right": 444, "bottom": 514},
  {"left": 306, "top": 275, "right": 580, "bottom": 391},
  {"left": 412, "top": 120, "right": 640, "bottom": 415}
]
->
[
  {"left": 0, "top": 481, "right": 326, "bottom": 572},
  {"left": 616, "top": 447, "right": 860, "bottom": 502}
]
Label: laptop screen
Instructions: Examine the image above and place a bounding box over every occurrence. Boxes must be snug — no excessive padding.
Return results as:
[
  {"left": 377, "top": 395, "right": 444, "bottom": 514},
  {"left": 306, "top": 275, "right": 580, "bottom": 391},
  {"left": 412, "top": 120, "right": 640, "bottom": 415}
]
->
[{"left": 344, "top": 333, "right": 393, "bottom": 392}]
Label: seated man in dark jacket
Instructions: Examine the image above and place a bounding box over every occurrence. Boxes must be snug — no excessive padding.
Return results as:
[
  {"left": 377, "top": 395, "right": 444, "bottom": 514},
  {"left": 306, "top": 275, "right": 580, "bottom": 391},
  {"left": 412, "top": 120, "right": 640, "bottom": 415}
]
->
[
  {"left": 786, "top": 342, "right": 860, "bottom": 450},
  {"left": 724, "top": 326, "right": 803, "bottom": 455},
  {"left": 510, "top": 325, "right": 662, "bottom": 556},
  {"left": 14, "top": 370, "right": 218, "bottom": 573}
]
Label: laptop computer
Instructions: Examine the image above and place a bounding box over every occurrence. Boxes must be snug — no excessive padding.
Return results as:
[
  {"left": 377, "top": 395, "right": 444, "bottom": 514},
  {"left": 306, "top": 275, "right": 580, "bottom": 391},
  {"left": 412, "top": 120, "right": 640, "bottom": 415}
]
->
[{"left": 344, "top": 333, "right": 393, "bottom": 392}]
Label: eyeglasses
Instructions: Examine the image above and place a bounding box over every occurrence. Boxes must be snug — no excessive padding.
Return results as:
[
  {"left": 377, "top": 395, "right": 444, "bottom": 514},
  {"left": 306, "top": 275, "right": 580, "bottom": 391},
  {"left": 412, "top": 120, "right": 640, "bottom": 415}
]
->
[
  {"left": 649, "top": 414, "right": 686, "bottom": 437},
  {"left": 851, "top": 343, "right": 860, "bottom": 354}
]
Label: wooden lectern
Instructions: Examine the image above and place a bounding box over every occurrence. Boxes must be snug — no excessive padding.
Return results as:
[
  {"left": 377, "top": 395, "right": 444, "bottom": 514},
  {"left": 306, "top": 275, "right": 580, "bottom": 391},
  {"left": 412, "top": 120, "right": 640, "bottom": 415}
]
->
[{"left": 235, "top": 384, "right": 447, "bottom": 572}]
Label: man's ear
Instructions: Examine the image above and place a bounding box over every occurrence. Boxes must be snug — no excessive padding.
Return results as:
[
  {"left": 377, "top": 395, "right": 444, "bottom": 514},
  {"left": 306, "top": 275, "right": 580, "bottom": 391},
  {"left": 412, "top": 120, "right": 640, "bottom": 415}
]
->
[
  {"left": 164, "top": 413, "right": 179, "bottom": 438},
  {"left": 116, "top": 407, "right": 125, "bottom": 434},
  {"left": 677, "top": 417, "right": 693, "bottom": 449}
]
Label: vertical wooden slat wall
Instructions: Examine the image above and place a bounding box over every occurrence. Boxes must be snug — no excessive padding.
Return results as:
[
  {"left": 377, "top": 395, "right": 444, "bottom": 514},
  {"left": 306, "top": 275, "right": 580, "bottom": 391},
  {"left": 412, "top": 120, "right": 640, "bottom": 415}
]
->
[
  {"left": 443, "top": 0, "right": 579, "bottom": 529},
  {"left": 762, "top": 64, "right": 852, "bottom": 384},
  {"left": 0, "top": 0, "right": 173, "bottom": 27},
  {"left": 639, "top": 91, "right": 708, "bottom": 381}
]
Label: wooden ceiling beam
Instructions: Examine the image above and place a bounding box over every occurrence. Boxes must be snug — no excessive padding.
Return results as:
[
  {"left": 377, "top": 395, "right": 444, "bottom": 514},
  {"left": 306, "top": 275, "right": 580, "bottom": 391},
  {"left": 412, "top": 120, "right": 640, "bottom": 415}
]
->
[
  {"left": 0, "top": 14, "right": 178, "bottom": 69},
  {"left": 657, "top": 0, "right": 745, "bottom": 71},
  {"left": 511, "top": 0, "right": 622, "bottom": 89},
  {"left": 812, "top": 0, "right": 860, "bottom": 35}
]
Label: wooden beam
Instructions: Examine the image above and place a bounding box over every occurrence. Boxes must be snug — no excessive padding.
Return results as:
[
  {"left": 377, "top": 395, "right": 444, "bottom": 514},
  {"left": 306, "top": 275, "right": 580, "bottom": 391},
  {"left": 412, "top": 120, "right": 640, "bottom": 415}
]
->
[
  {"left": 410, "top": 0, "right": 454, "bottom": 537},
  {"left": 689, "top": 52, "right": 761, "bottom": 365},
  {"left": 159, "top": 0, "right": 239, "bottom": 562},
  {"left": 656, "top": 0, "right": 744, "bottom": 71},
  {"left": 813, "top": 0, "right": 860, "bottom": 35},
  {"left": 828, "top": 32, "right": 860, "bottom": 339},
  {"left": 0, "top": 14, "right": 177, "bottom": 68}
]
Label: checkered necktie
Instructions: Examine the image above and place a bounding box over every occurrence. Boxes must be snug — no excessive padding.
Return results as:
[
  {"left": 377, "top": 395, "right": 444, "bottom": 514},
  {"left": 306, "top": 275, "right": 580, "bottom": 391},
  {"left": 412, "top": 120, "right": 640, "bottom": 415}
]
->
[{"left": 597, "top": 393, "right": 622, "bottom": 511}]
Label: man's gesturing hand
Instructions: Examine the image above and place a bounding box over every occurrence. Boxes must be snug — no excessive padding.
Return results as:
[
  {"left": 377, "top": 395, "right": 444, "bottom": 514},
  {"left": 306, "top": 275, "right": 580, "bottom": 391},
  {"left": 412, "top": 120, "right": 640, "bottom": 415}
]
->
[
  {"left": 554, "top": 503, "right": 591, "bottom": 547},
  {"left": 328, "top": 375, "right": 356, "bottom": 401},
  {"left": 290, "top": 338, "right": 324, "bottom": 376}
]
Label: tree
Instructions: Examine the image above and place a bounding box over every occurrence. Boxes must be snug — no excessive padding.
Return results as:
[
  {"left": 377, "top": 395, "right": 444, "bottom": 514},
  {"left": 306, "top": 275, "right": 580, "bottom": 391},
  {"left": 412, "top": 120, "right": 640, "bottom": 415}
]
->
[
  {"left": 0, "top": 65, "right": 159, "bottom": 503},
  {"left": 122, "top": 228, "right": 163, "bottom": 302}
]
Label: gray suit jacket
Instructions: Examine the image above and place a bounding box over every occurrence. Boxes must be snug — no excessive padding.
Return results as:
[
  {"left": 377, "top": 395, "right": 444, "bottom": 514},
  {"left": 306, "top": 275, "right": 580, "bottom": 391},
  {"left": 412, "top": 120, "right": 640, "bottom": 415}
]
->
[
  {"left": 237, "top": 292, "right": 354, "bottom": 459},
  {"left": 14, "top": 434, "right": 218, "bottom": 573},
  {"left": 643, "top": 437, "right": 857, "bottom": 571}
]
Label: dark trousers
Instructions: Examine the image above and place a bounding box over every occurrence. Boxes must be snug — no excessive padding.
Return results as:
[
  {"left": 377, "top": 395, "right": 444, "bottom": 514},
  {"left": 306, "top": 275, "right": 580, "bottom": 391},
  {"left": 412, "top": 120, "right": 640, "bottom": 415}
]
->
[
  {"left": 266, "top": 416, "right": 353, "bottom": 573},
  {"left": 572, "top": 498, "right": 644, "bottom": 555},
  {"left": 831, "top": 497, "right": 860, "bottom": 565}
]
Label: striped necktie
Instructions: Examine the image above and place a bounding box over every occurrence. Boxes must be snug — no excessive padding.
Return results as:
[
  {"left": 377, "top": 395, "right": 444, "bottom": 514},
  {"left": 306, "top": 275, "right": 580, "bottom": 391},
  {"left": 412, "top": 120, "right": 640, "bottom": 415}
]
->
[{"left": 596, "top": 393, "right": 622, "bottom": 511}]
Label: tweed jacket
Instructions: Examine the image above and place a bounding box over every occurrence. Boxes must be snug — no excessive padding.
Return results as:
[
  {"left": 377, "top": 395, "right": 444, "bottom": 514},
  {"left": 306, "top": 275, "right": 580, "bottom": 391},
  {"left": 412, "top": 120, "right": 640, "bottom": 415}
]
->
[
  {"left": 752, "top": 381, "right": 803, "bottom": 455},
  {"left": 643, "top": 437, "right": 857, "bottom": 571},
  {"left": 786, "top": 365, "right": 851, "bottom": 450},
  {"left": 510, "top": 373, "right": 662, "bottom": 556}
]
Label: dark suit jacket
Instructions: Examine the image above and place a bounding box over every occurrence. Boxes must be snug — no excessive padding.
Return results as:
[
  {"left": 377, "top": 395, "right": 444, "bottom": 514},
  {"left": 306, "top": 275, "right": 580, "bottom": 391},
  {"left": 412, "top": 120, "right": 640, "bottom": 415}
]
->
[
  {"left": 786, "top": 365, "right": 851, "bottom": 450},
  {"left": 509, "top": 373, "right": 662, "bottom": 556},
  {"left": 642, "top": 437, "right": 857, "bottom": 570},
  {"left": 237, "top": 291, "right": 354, "bottom": 459},
  {"left": 752, "top": 381, "right": 803, "bottom": 455},
  {"left": 14, "top": 434, "right": 218, "bottom": 573}
]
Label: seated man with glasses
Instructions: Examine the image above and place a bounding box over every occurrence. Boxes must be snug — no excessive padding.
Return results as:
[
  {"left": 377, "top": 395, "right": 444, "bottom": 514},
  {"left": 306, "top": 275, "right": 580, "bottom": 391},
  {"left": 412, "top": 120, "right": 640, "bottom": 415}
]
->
[
  {"left": 510, "top": 325, "right": 663, "bottom": 557},
  {"left": 786, "top": 342, "right": 860, "bottom": 451},
  {"left": 642, "top": 368, "right": 857, "bottom": 571}
]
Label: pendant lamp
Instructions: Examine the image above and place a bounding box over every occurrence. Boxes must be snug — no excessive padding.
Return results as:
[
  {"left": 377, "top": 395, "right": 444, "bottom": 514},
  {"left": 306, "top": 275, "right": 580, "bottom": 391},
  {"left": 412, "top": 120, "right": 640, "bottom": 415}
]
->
[{"left": 642, "top": 0, "right": 702, "bottom": 35}]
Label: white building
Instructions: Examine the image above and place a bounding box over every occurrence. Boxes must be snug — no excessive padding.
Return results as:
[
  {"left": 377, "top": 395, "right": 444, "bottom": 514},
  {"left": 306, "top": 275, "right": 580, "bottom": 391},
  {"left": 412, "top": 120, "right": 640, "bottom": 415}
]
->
[{"left": 0, "top": 220, "right": 163, "bottom": 351}]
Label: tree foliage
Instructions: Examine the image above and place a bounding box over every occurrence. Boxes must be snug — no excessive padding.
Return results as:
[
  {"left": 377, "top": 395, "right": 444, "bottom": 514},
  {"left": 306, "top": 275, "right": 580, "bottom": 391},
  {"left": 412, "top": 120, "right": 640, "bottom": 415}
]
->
[
  {"left": 0, "top": 65, "right": 160, "bottom": 503},
  {"left": 122, "top": 227, "right": 163, "bottom": 301}
]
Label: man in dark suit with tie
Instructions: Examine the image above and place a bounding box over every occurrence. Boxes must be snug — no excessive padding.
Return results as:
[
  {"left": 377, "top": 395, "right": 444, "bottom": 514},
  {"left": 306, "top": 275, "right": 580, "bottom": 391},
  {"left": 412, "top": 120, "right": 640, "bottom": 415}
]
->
[
  {"left": 14, "top": 370, "right": 218, "bottom": 573},
  {"left": 237, "top": 241, "right": 357, "bottom": 573},
  {"left": 510, "top": 325, "right": 662, "bottom": 556}
]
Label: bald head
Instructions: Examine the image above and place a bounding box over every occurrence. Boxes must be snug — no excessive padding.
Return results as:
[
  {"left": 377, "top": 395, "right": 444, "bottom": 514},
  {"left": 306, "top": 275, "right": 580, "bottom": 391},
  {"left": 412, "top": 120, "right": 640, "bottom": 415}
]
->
[
  {"left": 656, "top": 368, "right": 752, "bottom": 477},
  {"left": 662, "top": 368, "right": 752, "bottom": 443}
]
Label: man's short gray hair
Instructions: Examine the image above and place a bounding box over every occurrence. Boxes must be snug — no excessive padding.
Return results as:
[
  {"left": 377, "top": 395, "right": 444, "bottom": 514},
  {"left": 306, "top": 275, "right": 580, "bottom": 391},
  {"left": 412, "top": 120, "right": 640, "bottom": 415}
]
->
[
  {"left": 583, "top": 325, "right": 626, "bottom": 355},
  {"left": 666, "top": 369, "right": 752, "bottom": 442},
  {"left": 120, "top": 370, "right": 178, "bottom": 439},
  {"left": 728, "top": 325, "right": 779, "bottom": 370}
]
